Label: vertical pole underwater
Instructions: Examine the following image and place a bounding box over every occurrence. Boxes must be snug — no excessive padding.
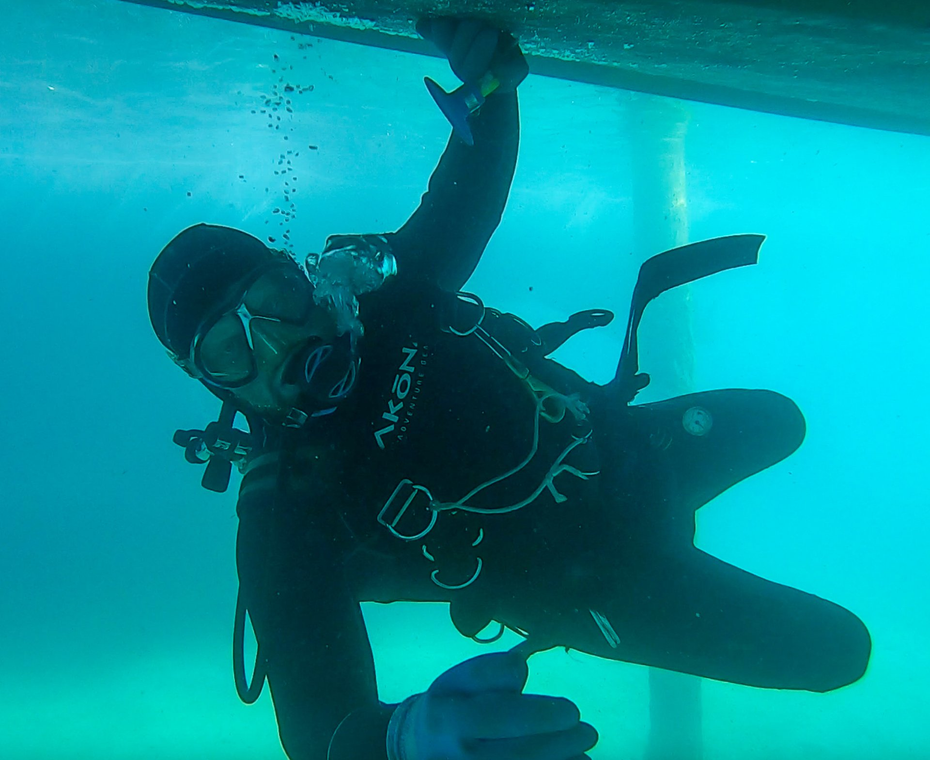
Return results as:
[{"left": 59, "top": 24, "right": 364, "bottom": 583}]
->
[{"left": 627, "top": 93, "right": 704, "bottom": 760}]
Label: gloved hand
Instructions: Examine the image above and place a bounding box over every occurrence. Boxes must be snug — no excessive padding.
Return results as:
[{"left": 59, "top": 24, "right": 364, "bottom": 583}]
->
[
  {"left": 416, "top": 17, "right": 529, "bottom": 93},
  {"left": 386, "top": 649, "right": 598, "bottom": 760}
]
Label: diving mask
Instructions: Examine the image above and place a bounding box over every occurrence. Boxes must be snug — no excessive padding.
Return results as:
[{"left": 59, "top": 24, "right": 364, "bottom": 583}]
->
[
  {"left": 190, "top": 264, "right": 319, "bottom": 388},
  {"left": 189, "top": 262, "right": 359, "bottom": 425},
  {"left": 305, "top": 234, "right": 397, "bottom": 337}
]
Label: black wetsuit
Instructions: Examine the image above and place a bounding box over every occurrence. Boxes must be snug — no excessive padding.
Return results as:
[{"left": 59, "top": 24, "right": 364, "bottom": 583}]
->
[{"left": 234, "top": 92, "right": 871, "bottom": 760}]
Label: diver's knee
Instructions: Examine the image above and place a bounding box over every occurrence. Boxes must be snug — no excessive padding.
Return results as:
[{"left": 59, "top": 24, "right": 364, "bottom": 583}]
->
[
  {"left": 808, "top": 610, "right": 871, "bottom": 693},
  {"left": 833, "top": 611, "right": 871, "bottom": 690},
  {"left": 755, "top": 390, "right": 806, "bottom": 457}
]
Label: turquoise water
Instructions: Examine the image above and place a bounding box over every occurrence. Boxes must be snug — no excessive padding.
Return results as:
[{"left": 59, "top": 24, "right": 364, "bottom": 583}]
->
[{"left": 2, "top": 1, "right": 928, "bottom": 758}]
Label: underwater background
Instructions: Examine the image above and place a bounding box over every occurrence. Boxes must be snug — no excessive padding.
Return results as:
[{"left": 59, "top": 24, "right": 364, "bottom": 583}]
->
[{"left": 2, "top": 1, "right": 928, "bottom": 757}]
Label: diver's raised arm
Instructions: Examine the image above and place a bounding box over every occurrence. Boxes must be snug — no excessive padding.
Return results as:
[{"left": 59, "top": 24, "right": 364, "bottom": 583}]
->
[{"left": 388, "top": 19, "right": 527, "bottom": 292}]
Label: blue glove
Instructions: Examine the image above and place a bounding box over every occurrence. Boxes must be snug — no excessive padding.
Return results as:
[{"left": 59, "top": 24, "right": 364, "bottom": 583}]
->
[
  {"left": 386, "top": 650, "right": 598, "bottom": 760},
  {"left": 417, "top": 17, "right": 529, "bottom": 93}
]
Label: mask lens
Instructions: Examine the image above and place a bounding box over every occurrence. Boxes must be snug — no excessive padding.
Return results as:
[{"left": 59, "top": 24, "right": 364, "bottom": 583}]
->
[
  {"left": 197, "top": 312, "right": 255, "bottom": 386},
  {"left": 243, "top": 268, "right": 313, "bottom": 323},
  {"left": 193, "top": 265, "right": 315, "bottom": 387}
]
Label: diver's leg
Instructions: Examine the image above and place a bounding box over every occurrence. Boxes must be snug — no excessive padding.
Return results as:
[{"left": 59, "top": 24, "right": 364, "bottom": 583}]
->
[
  {"left": 511, "top": 548, "right": 870, "bottom": 692},
  {"left": 623, "top": 549, "right": 870, "bottom": 691},
  {"left": 629, "top": 389, "right": 806, "bottom": 513}
]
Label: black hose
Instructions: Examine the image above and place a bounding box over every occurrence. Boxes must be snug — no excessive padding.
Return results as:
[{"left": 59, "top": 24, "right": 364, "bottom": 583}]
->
[{"left": 233, "top": 589, "right": 266, "bottom": 704}]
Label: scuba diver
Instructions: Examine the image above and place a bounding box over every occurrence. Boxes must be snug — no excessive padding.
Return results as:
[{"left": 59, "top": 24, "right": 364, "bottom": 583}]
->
[{"left": 147, "top": 18, "right": 871, "bottom": 760}]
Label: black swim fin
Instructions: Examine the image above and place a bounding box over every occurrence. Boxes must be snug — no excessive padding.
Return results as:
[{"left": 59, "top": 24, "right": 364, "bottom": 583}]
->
[{"left": 609, "top": 234, "right": 765, "bottom": 403}]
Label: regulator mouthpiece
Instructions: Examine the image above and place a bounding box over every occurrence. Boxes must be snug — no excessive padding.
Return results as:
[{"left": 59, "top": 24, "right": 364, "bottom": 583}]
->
[{"left": 305, "top": 237, "right": 397, "bottom": 336}]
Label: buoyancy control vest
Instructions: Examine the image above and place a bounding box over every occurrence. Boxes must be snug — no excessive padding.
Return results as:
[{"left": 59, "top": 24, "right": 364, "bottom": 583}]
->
[
  {"left": 367, "top": 291, "right": 609, "bottom": 592},
  {"left": 363, "top": 233, "right": 766, "bottom": 595}
]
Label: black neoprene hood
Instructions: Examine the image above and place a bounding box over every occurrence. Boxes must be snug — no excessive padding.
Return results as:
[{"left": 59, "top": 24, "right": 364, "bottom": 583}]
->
[{"left": 148, "top": 223, "right": 279, "bottom": 358}]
